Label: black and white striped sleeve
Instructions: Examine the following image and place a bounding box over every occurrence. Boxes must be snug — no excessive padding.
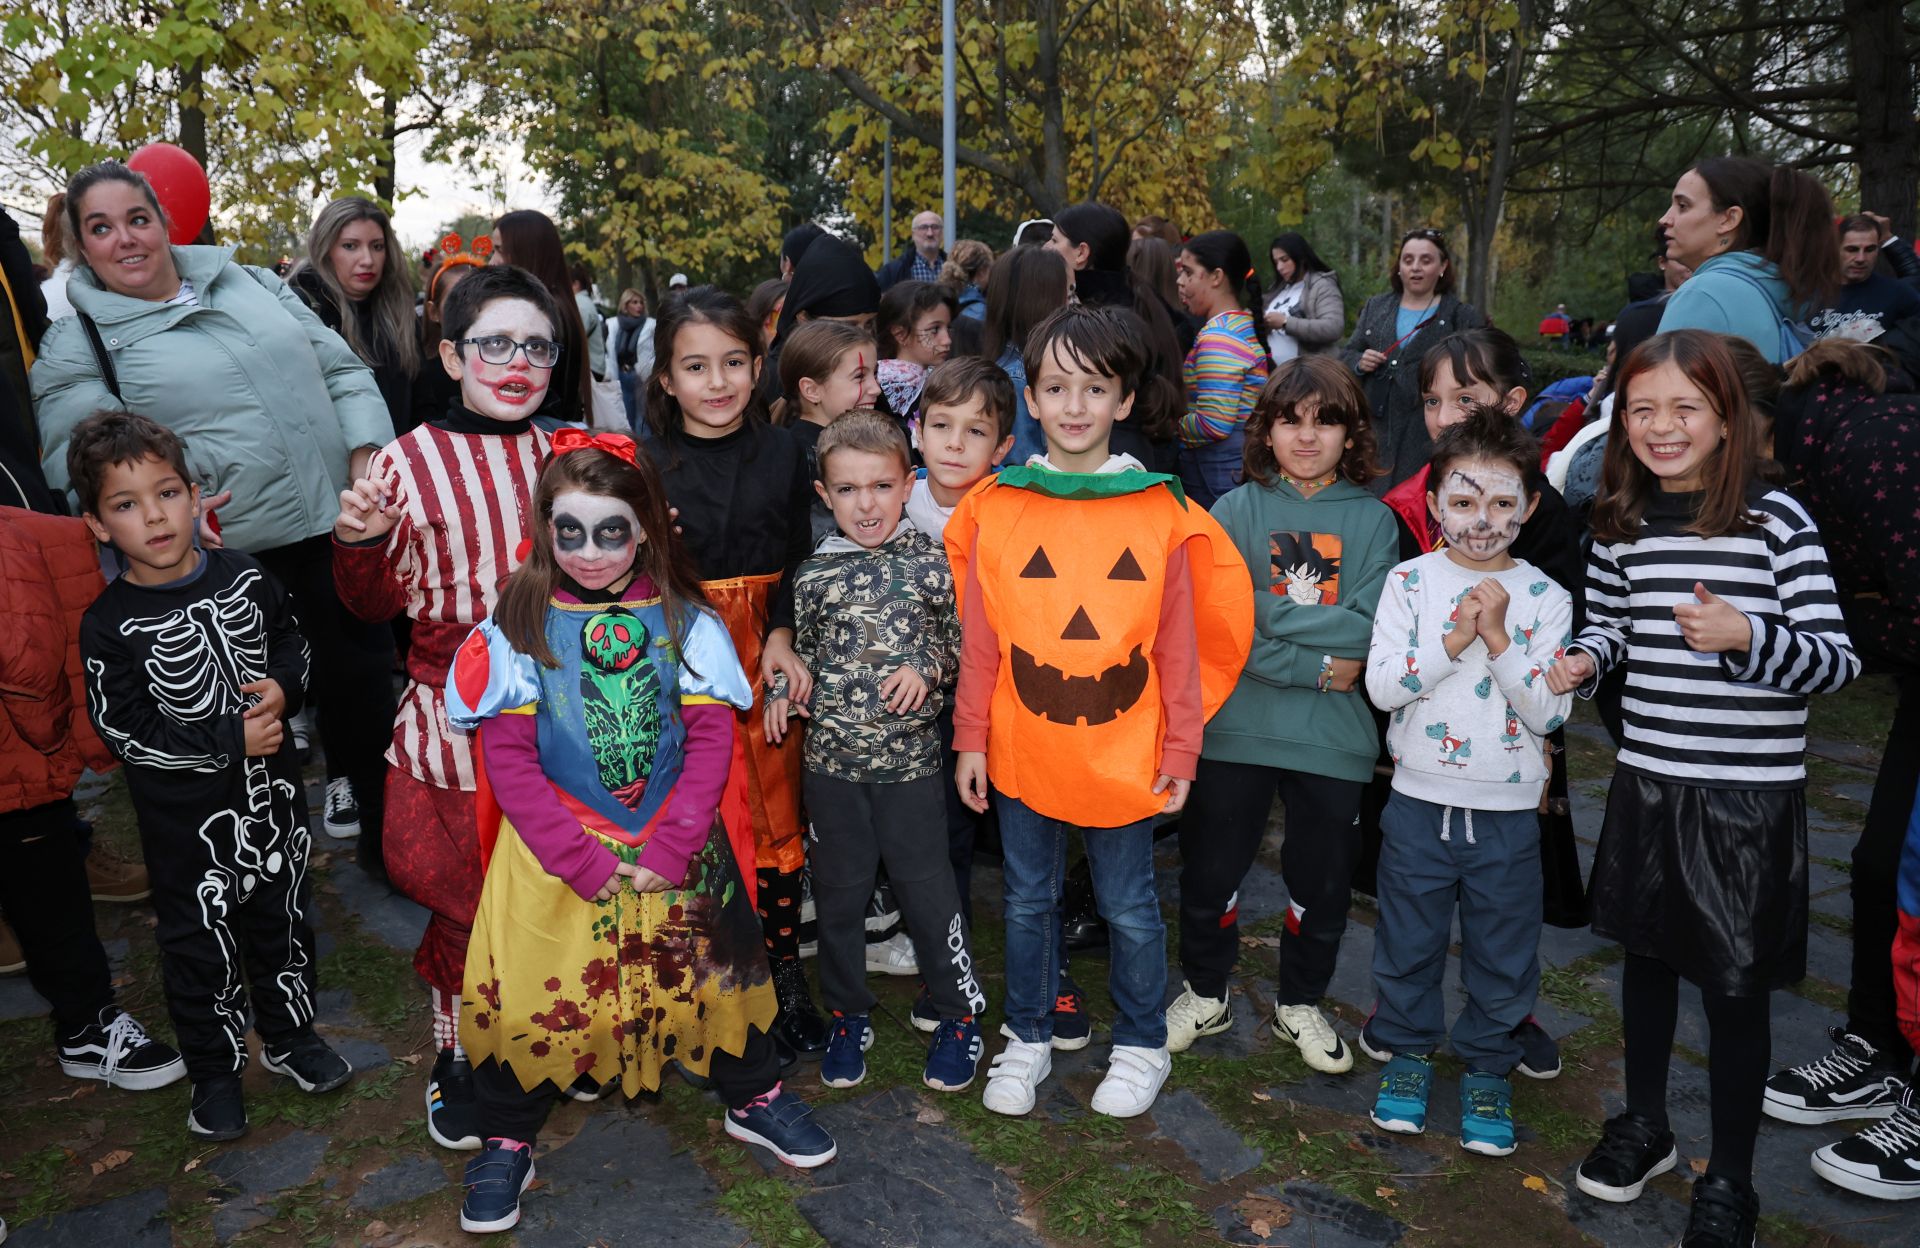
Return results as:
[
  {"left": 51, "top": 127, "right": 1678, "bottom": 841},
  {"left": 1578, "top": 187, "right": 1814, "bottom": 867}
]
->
[
  {"left": 1571, "top": 541, "right": 1629, "bottom": 693},
  {"left": 1723, "top": 494, "right": 1859, "bottom": 696}
]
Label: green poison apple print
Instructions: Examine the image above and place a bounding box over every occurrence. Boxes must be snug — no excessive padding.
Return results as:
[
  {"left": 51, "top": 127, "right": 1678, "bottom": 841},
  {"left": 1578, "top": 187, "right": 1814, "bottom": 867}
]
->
[{"left": 581, "top": 610, "right": 664, "bottom": 808}]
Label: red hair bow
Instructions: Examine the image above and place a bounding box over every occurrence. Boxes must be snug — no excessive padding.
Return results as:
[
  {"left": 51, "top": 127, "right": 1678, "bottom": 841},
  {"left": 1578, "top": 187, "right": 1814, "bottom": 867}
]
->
[{"left": 551, "top": 427, "right": 640, "bottom": 467}]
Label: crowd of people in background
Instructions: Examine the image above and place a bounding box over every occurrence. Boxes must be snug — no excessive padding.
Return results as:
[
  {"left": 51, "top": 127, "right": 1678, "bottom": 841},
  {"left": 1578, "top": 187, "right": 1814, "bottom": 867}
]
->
[{"left": 0, "top": 149, "right": 1918, "bottom": 1245}]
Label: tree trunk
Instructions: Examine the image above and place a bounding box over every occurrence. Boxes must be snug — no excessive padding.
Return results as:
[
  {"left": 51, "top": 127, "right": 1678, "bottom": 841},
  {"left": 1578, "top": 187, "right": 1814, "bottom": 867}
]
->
[
  {"left": 374, "top": 92, "right": 399, "bottom": 206},
  {"left": 1843, "top": 0, "right": 1917, "bottom": 239},
  {"left": 1033, "top": 0, "right": 1069, "bottom": 212},
  {"left": 1463, "top": 0, "right": 1532, "bottom": 311},
  {"left": 179, "top": 55, "right": 214, "bottom": 244}
]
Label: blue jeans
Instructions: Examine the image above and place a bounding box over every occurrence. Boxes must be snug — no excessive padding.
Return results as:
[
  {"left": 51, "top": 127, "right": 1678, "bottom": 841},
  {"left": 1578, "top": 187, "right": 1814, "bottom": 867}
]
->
[
  {"left": 1177, "top": 428, "right": 1245, "bottom": 510},
  {"left": 997, "top": 794, "right": 1166, "bottom": 1049},
  {"left": 618, "top": 370, "right": 645, "bottom": 433}
]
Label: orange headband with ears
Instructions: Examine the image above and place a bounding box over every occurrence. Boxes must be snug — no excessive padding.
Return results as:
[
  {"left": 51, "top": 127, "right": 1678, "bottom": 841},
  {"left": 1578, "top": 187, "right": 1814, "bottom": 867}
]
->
[{"left": 428, "top": 231, "right": 494, "bottom": 303}]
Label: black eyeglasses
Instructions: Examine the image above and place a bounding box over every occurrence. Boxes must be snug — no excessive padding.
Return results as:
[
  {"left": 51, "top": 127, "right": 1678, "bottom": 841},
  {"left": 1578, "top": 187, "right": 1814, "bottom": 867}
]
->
[{"left": 454, "top": 335, "right": 562, "bottom": 368}]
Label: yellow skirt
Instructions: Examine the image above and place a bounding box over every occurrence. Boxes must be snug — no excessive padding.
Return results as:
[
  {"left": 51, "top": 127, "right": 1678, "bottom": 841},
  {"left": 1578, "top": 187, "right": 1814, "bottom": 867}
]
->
[{"left": 461, "top": 817, "right": 777, "bottom": 1097}]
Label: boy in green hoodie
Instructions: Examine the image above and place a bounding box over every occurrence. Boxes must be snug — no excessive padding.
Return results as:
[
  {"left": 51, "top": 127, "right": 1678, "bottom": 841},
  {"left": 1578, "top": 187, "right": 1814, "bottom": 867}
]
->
[{"left": 1170, "top": 357, "right": 1399, "bottom": 1072}]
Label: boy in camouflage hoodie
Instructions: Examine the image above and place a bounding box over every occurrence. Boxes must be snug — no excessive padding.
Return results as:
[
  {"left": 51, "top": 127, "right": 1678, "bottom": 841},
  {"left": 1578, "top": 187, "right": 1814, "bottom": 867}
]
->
[{"left": 765, "top": 412, "right": 985, "bottom": 1095}]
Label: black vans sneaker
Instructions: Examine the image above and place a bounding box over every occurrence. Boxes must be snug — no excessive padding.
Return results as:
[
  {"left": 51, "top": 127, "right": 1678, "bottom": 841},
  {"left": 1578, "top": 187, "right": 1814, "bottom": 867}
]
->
[
  {"left": 1763, "top": 1028, "right": 1903, "bottom": 1124},
  {"left": 1681, "top": 1172, "right": 1759, "bottom": 1247},
  {"left": 1811, "top": 1080, "right": 1920, "bottom": 1200},
  {"left": 188, "top": 1075, "right": 248, "bottom": 1140},
  {"left": 426, "top": 1048, "right": 482, "bottom": 1151},
  {"left": 260, "top": 1031, "right": 353, "bottom": 1093},
  {"left": 57, "top": 1008, "right": 187, "bottom": 1090},
  {"left": 1574, "top": 1111, "right": 1678, "bottom": 1203}
]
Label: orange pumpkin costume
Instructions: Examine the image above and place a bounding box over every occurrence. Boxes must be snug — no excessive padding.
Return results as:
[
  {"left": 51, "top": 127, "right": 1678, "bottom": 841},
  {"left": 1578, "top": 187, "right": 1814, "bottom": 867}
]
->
[{"left": 946, "top": 467, "right": 1253, "bottom": 828}]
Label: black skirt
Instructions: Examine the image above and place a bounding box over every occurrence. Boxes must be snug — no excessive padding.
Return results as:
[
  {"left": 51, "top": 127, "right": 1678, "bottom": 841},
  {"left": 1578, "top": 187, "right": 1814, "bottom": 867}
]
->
[{"left": 1588, "top": 768, "right": 1806, "bottom": 996}]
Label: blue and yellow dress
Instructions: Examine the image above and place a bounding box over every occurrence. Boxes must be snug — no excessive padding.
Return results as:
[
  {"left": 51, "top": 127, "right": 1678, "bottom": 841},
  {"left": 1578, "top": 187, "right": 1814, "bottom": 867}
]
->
[{"left": 445, "top": 581, "right": 776, "bottom": 1095}]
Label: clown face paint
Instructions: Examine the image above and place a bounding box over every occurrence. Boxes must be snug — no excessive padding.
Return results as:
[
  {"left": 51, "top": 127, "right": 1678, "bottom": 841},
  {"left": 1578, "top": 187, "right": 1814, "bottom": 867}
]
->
[
  {"left": 552, "top": 491, "right": 641, "bottom": 590},
  {"left": 1428, "top": 458, "right": 1533, "bottom": 572}
]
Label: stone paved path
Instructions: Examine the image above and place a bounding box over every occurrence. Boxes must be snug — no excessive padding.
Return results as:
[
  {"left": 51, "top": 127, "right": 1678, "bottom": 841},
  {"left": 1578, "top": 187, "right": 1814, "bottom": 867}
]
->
[{"left": 2, "top": 732, "right": 1905, "bottom": 1247}]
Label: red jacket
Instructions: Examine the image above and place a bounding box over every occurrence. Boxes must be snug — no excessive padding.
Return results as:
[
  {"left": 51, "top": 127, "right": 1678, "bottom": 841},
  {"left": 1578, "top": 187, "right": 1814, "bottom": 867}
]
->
[{"left": 0, "top": 506, "right": 114, "bottom": 813}]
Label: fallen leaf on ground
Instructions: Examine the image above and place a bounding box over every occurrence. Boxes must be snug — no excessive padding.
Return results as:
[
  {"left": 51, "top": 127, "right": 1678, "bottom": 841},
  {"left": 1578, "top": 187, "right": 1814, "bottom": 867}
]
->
[
  {"left": 183, "top": 1157, "right": 202, "bottom": 1173},
  {"left": 48, "top": 1083, "right": 96, "bottom": 1103},
  {"left": 1251, "top": 1090, "right": 1272, "bottom": 1102},
  {"left": 1689, "top": 1157, "right": 1707, "bottom": 1175},
  {"left": 1376, "top": 1185, "right": 1397, "bottom": 1200},
  {"left": 395, "top": 1053, "right": 423, "bottom": 1066},
  {"left": 90, "top": 1148, "right": 133, "bottom": 1175},
  {"left": 1236, "top": 1194, "right": 1293, "bottom": 1233},
  {"left": 915, "top": 1105, "right": 946, "bottom": 1125},
  {"left": 1522, "top": 1174, "right": 1550, "bottom": 1194}
]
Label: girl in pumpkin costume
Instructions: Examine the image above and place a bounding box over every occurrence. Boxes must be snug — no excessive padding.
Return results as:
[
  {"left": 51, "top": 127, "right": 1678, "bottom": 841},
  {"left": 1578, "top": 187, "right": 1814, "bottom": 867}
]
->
[
  {"left": 642, "top": 287, "right": 830, "bottom": 1059},
  {"left": 949, "top": 306, "right": 1254, "bottom": 1119},
  {"left": 445, "top": 437, "right": 833, "bottom": 1236}
]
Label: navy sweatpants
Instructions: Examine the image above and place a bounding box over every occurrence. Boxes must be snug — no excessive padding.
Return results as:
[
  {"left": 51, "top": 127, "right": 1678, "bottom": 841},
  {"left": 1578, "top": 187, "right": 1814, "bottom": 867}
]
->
[{"left": 1370, "top": 791, "right": 1542, "bottom": 1076}]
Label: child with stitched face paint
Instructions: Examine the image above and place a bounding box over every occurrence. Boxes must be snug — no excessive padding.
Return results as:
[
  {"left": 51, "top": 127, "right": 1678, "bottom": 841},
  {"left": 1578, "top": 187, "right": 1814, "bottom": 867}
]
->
[
  {"left": 1169, "top": 358, "right": 1399, "bottom": 1070},
  {"left": 445, "top": 436, "right": 835, "bottom": 1235},
  {"left": 332, "top": 265, "right": 561, "bottom": 1152},
  {"left": 946, "top": 304, "right": 1253, "bottom": 1120},
  {"left": 1363, "top": 408, "right": 1574, "bottom": 1160},
  {"left": 765, "top": 413, "right": 985, "bottom": 1094},
  {"left": 643, "top": 286, "right": 831, "bottom": 1062},
  {"left": 1551, "top": 331, "right": 1857, "bottom": 1245}
]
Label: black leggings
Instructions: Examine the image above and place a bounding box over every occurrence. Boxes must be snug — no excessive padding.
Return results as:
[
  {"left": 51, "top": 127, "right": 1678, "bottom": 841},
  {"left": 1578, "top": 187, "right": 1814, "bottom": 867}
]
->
[
  {"left": 1622, "top": 952, "right": 1770, "bottom": 1182},
  {"left": 474, "top": 1026, "right": 784, "bottom": 1146},
  {"left": 0, "top": 800, "right": 113, "bottom": 1037}
]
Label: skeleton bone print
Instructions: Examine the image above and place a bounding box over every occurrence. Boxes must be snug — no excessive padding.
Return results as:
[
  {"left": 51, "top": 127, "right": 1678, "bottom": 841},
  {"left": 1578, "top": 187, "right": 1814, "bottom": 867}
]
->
[{"left": 81, "top": 551, "right": 319, "bottom": 1077}]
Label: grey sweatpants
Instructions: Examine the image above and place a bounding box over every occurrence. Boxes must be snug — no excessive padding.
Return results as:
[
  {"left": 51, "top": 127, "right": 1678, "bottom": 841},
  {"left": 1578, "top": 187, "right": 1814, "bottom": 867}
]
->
[
  {"left": 1370, "top": 790, "right": 1542, "bottom": 1076},
  {"left": 804, "top": 771, "right": 986, "bottom": 1021}
]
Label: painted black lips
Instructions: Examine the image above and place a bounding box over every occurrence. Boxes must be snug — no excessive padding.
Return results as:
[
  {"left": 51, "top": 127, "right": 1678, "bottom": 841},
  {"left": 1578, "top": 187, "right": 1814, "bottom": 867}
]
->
[{"left": 1009, "top": 644, "right": 1150, "bottom": 726}]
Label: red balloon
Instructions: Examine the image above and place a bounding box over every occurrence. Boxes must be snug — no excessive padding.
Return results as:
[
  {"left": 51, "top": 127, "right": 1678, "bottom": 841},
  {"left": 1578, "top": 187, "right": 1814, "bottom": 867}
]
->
[{"left": 126, "top": 143, "right": 210, "bottom": 246}]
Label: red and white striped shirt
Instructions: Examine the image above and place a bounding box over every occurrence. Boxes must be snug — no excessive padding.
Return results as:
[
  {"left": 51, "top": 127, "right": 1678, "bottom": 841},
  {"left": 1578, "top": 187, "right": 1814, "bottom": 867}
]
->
[{"left": 334, "top": 423, "right": 549, "bottom": 790}]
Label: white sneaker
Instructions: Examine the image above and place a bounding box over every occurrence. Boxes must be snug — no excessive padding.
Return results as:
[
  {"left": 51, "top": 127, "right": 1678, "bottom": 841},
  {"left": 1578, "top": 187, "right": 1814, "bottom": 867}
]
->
[
  {"left": 1165, "top": 981, "right": 1232, "bottom": 1053},
  {"left": 323, "top": 777, "right": 361, "bottom": 839},
  {"left": 982, "top": 1039, "right": 1053, "bottom": 1116},
  {"left": 1275, "top": 1003, "right": 1354, "bottom": 1074},
  {"left": 289, "top": 708, "right": 313, "bottom": 764},
  {"left": 865, "top": 930, "right": 918, "bottom": 976},
  {"left": 1090, "top": 1044, "right": 1170, "bottom": 1117}
]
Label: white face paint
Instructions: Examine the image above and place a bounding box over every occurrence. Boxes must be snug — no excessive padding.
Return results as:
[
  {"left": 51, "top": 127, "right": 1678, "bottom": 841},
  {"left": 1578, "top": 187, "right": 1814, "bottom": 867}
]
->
[
  {"left": 551, "top": 490, "right": 641, "bottom": 590},
  {"left": 1430, "top": 458, "right": 1528, "bottom": 564}
]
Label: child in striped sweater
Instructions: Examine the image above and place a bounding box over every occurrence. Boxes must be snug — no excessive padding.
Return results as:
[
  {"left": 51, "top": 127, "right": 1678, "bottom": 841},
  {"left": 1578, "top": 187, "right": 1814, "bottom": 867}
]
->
[
  {"left": 1175, "top": 231, "right": 1270, "bottom": 509},
  {"left": 1549, "top": 331, "right": 1858, "bottom": 1248}
]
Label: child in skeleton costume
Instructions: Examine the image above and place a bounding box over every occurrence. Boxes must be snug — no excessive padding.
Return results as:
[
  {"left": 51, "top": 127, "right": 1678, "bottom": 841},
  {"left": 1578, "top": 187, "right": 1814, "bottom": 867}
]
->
[
  {"left": 643, "top": 287, "right": 829, "bottom": 1059},
  {"left": 72, "top": 412, "right": 351, "bottom": 1143},
  {"left": 445, "top": 434, "right": 834, "bottom": 1236},
  {"left": 332, "top": 266, "right": 557, "bottom": 1150}
]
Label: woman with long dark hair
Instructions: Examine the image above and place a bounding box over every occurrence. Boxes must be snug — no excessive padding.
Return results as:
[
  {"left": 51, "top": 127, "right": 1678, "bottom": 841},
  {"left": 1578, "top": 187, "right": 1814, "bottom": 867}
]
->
[
  {"left": 1263, "top": 233, "right": 1345, "bottom": 363},
  {"left": 1174, "top": 230, "right": 1269, "bottom": 508},
  {"left": 491, "top": 210, "right": 592, "bottom": 426}
]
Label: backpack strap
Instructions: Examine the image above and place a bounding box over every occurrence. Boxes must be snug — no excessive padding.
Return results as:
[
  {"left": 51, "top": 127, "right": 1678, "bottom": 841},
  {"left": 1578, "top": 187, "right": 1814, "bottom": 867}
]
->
[{"left": 77, "top": 313, "right": 121, "bottom": 402}]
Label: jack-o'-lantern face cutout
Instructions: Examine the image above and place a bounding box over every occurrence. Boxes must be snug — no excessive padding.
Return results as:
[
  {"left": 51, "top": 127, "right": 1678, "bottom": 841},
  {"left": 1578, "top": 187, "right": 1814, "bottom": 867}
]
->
[{"left": 1008, "top": 541, "right": 1152, "bottom": 725}]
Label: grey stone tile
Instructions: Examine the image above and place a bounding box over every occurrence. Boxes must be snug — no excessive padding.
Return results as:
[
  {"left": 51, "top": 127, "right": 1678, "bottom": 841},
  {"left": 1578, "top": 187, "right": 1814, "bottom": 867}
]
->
[
  {"left": 330, "top": 1036, "right": 392, "bottom": 1074},
  {"left": 324, "top": 860, "right": 429, "bottom": 953},
  {"left": 6, "top": 1187, "right": 174, "bottom": 1246},
  {"left": 1147, "top": 1086, "right": 1264, "bottom": 1182},
  {"left": 206, "top": 1129, "right": 329, "bottom": 1243},
  {"left": 348, "top": 1154, "right": 449, "bottom": 1211},
  {"left": 513, "top": 1106, "right": 746, "bottom": 1246},
  {"left": 794, "top": 1085, "right": 1044, "bottom": 1248}
]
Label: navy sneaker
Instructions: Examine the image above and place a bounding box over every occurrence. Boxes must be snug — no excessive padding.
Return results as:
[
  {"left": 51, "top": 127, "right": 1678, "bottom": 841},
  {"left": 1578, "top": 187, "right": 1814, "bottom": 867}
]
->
[
  {"left": 460, "top": 1139, "right": 535, "bottom": 1233},
  {"left": 1370, "top": 1053, "right": 1433, "bottom": 1135},
  {"left": 427, "top": 1048, "right": 482, "bottom": 1151},
  {"left": 910, "top": 983, "right": 939, "bottom": 1033},
  {"left": 725, "top": 1089, "right": 837, "bottom": 1168},
  {"left": 1459, "top": 1071, "right": 1517, "bottom": 1156},
  {"left": 821, "top": 1013, "right": 872, "bottom": 1089},
  {"left": 260, "top": 1030, "right": 352, "bottom": 1093},
  {"left": 923, "top": 1017, "right": 984, "bottom": 1092},
  {"left": 1513, "top": 1017, "right": 1562, "bottom": 1080}
]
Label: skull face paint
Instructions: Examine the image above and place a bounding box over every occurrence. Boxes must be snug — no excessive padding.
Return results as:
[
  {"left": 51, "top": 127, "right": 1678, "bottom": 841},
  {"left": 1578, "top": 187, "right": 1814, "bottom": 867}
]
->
[
  {"left": 1428, "top": 458, "right": 1529, "bottom": 565},
  {"left": 552, "top": 490, "right": 641, "bottom": 590}
]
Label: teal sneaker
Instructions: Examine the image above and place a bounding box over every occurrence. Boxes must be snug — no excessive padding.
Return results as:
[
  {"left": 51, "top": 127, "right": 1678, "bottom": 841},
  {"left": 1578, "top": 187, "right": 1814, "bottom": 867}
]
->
[
  {"left": 1460, "top": 1071, "right": 1517, "bottom": 1156},
  {"left": 1370, "top": 1053, "right": 1433, "bottom": 1135}
]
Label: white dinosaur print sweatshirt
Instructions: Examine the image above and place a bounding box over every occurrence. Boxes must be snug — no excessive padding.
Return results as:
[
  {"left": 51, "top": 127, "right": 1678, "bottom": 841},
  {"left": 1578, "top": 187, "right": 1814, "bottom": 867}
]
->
[{"left": 1364, "top": 550, "right": 1574, "bottom": 811}]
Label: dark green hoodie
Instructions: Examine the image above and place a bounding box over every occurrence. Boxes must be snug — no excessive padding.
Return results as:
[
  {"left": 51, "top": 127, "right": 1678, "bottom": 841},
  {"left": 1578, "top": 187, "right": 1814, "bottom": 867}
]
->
[{"left": 1202, "top": 476, "right": 1397, "bottom": 782}]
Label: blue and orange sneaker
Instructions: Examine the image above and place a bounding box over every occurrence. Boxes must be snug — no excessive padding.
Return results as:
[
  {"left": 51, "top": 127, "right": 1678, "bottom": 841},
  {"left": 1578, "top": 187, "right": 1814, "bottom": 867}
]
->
[
  {"left": 923, "top": 1017, "right": 984, "bottom": 1092},
  {"left": 821, "top": 1012, "right": 873, "bottom": 1089}
]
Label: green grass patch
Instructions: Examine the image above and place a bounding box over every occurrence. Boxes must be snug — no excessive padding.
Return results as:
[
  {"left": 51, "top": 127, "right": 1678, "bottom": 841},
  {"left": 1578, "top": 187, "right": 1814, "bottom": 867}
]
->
[
  {"left": 314, "top": 916, "right": 417, "bottom": 1032},
  {"left": 1789, "top": 976, "right": 1848, "bottom": 1014},
  {"left": 1807, "top": 673, "right": 1897, "bottom": 755},
  {"left": 1808, "top": 910, "right": 1852, "bottom": 937}
]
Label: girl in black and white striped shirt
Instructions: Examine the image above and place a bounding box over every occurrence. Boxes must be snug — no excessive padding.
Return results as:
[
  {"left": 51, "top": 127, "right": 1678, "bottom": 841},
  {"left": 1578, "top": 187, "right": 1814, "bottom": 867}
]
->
[{"left": 1549, "top": 331, "right": 1858, "bottom": 1245}]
